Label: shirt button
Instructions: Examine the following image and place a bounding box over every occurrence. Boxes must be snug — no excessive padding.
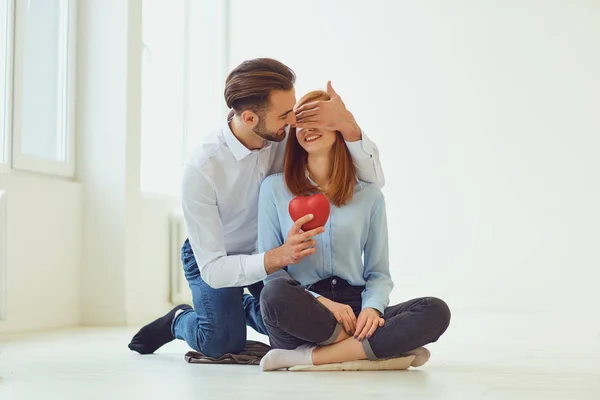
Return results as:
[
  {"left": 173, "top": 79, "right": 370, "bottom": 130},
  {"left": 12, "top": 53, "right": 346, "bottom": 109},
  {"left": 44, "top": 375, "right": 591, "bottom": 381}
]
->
[{"left": 332, "top": 279, "right": 337, "bottom": 285}]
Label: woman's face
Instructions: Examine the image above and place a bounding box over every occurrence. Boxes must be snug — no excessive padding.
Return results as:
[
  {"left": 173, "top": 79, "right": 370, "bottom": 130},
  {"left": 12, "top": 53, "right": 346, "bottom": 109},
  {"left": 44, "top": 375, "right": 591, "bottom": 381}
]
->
[{"left": 296, "top": 127, "right": 338, "bottom": 155}]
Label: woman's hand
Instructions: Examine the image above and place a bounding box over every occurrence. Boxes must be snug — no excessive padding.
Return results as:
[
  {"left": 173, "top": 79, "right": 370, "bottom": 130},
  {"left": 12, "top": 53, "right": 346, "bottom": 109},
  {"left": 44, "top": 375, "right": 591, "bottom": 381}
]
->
[
  {"left": 354, "top": 308, "right": 385, "bottom": 341},
  {"left": 317, "top": 296, "right": 357, "bottom": 335}
]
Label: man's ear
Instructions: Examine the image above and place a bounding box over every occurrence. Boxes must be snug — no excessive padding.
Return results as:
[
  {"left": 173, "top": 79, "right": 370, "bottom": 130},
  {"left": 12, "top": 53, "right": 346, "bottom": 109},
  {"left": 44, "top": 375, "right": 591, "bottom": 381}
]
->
[{"left": 241, "top": 110, "right": 258, "bottom": 127}]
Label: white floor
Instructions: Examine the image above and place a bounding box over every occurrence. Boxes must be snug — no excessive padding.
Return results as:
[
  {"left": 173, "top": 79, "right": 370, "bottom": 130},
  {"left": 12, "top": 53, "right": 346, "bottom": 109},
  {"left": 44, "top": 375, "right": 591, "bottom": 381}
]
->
[{"left": 1, "top": 312, "right": 599, "bottom": 400}]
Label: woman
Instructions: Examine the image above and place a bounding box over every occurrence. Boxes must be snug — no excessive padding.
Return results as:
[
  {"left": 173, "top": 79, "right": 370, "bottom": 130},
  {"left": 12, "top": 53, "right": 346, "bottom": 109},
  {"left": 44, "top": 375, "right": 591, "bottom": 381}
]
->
[{"left": 257, "top": 90, "right": 451, "bottom": 371}]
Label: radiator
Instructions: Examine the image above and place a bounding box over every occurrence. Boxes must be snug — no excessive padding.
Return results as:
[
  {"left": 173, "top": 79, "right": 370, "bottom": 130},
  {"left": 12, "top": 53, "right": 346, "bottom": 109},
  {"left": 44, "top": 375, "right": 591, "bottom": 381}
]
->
[
  {"left": 169, "top": 211, "right": 192, "bottom": 305},
  {"left": 168, "top": 211, "right": 251, "bottom": 302},
  {"left": 0, "top": 190, "right": 7, "bottom": 320}
]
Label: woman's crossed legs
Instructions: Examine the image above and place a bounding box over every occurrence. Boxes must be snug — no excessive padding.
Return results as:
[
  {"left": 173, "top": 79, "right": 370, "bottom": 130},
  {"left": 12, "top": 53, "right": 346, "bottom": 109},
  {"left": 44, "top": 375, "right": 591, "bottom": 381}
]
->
[{"left": 259, "top": 277, "right": 451, "bottom": 371}]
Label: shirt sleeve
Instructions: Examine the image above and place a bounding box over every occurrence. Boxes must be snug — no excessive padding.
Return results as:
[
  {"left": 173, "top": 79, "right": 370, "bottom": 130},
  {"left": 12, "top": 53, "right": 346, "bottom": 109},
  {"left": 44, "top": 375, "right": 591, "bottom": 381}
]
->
[
  {"left": 361, "top": 196, "right": 394, "bottom": 314},
  {"left": 345, "top": 130, "right": 385, "bottom": 188},
  {"left": 181, "top": 164, "right": 266, "bottom": 288}
]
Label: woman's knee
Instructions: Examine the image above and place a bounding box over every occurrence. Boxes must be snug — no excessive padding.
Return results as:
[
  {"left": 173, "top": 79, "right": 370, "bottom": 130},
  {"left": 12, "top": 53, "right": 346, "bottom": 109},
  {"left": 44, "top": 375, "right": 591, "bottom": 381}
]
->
[
  {"left": 426, "top": 297, "right": 451, "bottom": 333},
  {"left": 260, "top": 278, "right": 297, "bottom": 310}
]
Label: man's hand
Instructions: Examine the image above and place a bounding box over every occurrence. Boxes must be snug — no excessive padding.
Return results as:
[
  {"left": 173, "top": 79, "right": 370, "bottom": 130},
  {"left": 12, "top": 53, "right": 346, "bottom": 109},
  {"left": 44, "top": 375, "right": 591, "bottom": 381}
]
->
[
  {"left": 264, "top": 214, "right": 325, "bottom": 274},
  {"left": 354, "top": 308, "right": 385, "bottom": 341},
  {"left": 294, "top": 81, "right": 362, "bottom": 142},
  {"left": 318, "top": 296, "right": 357, "bottom": 336}
]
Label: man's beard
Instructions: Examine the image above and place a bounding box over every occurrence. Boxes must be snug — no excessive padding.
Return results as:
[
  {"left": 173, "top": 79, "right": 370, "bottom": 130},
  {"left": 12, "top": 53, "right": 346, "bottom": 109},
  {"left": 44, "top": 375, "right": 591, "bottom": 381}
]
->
[{"left": 253, "top": 117, "right": 286, "bottom": 142}]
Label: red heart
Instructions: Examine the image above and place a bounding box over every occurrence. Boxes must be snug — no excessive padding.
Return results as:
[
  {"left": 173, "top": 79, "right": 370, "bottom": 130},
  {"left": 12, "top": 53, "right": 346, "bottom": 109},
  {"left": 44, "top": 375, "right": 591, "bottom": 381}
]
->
[{"left": 288, "top": 193, "right": 331, "bottom": 231}]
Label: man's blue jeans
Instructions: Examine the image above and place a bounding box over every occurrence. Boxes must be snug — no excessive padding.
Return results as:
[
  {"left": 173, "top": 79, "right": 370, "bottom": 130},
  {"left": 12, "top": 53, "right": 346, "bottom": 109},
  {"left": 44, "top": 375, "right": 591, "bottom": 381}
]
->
[{"left": 171, "top": 239, "right": 268, "bottom": 357}]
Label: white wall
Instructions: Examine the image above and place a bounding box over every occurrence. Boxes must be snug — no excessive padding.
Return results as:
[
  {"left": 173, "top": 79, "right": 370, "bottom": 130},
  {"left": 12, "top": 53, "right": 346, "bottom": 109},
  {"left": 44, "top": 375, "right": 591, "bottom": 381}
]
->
[
  {"left": 125, "top": 194, "right": 180, "bottom": 326},
  {"left": 0, "top": 172, "right": 81, "bottom": 334},
  {"left": 228, "top": 0, "right": 600, "bottom": 313}
]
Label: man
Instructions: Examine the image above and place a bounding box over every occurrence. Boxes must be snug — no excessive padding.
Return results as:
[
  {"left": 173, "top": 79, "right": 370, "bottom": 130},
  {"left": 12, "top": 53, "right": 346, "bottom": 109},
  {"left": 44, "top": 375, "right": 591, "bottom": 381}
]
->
[{"left": 128, "top": 58, "right": 385, "bottom": 357}]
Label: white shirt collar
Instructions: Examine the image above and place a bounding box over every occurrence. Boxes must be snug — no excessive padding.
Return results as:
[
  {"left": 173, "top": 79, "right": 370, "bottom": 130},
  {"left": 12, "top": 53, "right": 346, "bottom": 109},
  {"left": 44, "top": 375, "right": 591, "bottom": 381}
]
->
[
  {"left": 222, "top": 122, "right": 252, "bottom": 161},
  {"left": 222, "top": 121, "right": 274, "bottom": 161}
]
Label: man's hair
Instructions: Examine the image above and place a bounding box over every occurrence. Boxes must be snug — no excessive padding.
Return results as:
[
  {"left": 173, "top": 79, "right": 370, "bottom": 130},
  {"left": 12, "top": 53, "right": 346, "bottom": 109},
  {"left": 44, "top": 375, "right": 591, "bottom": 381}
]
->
[
  {"left": 284, "top": 91, "right": 357, "bottom": 207},
  {"left": 224, "top": 58, "right": 296, "bottom": 116}
]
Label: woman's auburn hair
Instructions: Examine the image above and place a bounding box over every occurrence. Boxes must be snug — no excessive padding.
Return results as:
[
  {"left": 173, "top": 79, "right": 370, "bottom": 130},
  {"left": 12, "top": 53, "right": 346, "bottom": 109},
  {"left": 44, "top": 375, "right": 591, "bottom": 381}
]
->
[{"left": 284, "top": 90, "right": 357, "bottom": 207}]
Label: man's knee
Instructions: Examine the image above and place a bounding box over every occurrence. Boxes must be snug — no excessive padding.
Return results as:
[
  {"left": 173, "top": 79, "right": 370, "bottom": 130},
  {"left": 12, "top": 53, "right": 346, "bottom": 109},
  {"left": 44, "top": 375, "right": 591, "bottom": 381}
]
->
[{"left": 191, "top": 327, "right": 246, "bottom": 358}]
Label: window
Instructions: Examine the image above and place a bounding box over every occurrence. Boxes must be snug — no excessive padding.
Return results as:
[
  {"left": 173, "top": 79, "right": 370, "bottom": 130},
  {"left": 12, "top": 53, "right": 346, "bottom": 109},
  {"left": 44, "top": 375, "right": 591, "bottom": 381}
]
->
[
  {"left": 0, "top": 0, "right": 12, "bottom": 166},
  {"left": 140, "top": 0, "right": 186, "bottom": 196},
  {"left": 140, "top": 0, "right": 228, "bottom": 195},
  {"left": 10, "top": 0, "right": 76, "bottom": 176}
]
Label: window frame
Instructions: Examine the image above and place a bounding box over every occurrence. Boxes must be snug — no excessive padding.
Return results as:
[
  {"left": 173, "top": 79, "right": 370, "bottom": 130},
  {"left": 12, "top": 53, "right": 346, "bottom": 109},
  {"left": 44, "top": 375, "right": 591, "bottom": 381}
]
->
[{"left": 0, "top": 0, "right": 14, "bottom": 174}]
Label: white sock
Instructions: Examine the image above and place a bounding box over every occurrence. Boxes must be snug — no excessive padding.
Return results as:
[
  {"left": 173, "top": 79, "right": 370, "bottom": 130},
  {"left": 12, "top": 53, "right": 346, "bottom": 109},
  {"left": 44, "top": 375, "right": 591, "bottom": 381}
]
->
[
  {"left": 407, "top": 347, "right": 431, "bottom": 367},
  {"left": 260, "top": 344, "right": 316, "bottom": 371}
]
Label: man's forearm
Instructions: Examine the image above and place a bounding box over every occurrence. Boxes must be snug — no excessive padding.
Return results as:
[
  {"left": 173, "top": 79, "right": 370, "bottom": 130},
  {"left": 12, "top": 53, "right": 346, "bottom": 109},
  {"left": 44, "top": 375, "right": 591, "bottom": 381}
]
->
[
  {"left": 339, "top": 113, "right": 362, "bottom": 142},
  {"left": 264, "top": 247, "right": 285, "bottom": 275},
  {"left": 200, "top": 252, "right": 267, "bottom": 288}
]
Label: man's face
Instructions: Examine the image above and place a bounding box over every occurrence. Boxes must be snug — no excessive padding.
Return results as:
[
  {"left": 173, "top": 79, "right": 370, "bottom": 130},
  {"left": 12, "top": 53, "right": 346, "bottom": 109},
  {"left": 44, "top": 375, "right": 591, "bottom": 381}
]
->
[{"left": 252, "top": 89, "right": 297, "bottom": 142}]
